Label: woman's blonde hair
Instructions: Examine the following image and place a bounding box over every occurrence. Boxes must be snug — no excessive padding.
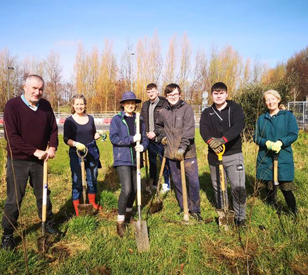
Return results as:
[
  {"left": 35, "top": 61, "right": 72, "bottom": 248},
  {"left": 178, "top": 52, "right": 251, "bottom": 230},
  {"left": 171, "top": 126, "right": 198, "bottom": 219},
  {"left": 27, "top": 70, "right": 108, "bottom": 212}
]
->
[{"left": 263, "top": 90, "right": 281, "bottom": 103}]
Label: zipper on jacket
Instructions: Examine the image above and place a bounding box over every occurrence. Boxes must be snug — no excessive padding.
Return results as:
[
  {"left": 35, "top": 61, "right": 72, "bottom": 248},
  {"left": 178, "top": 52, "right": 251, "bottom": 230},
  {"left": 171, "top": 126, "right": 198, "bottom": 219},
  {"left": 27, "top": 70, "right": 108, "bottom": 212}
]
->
[{"left": 120, "top": 114, "right": 134, "bottom": 165}]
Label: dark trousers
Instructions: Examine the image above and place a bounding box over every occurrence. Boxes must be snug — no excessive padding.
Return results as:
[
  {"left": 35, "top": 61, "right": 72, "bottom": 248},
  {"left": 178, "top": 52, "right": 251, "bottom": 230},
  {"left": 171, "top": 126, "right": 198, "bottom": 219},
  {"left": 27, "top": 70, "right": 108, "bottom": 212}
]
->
[
  {"left": 148, "top": 142, "right": 170, "bottom": 187},
  {"left": 116, "top": 166, "right": 137, "bottom": 215},
  {"left": 267, "top": 187, "right": 297, "bottom": 214},
  {"left": 2, "top": 158, "right": 53, "bottom": 235},
  {"left": 168, "top": 158, "right": 201, "bottom": 213}
]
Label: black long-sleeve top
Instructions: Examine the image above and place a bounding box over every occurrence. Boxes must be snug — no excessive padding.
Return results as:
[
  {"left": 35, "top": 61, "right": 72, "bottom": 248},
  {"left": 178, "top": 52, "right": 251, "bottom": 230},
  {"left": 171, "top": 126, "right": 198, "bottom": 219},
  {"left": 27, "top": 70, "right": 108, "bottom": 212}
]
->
[
  {"left": 4, "top": 96, "right": 58, "bottom": 160},
  {"left": 200, "top": 100, "right": 244, "bottom": 159}
]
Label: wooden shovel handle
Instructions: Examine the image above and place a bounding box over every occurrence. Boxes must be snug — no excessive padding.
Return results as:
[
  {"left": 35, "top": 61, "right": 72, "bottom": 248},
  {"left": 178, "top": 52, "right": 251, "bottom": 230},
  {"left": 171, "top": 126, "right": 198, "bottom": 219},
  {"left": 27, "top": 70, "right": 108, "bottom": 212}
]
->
[
  {"left": 136, "top": 113, "right": 142, "bottom": 207},
  {"left": 273, "top": 154, "right": 279, "bottom": 185},
  {"left": 180, "top": 160, "right": 189, "bottom": 221},
  {"left": 42, "top": 160, "right": 48, "bottom": 224},
  {"left": 156, "top": 157, "right": 166, "bottom": 196}
]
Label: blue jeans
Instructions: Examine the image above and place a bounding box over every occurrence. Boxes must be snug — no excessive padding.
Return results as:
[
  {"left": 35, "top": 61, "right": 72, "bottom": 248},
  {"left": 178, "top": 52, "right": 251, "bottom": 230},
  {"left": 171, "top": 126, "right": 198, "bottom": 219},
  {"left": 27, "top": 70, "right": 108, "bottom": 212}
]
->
[
  {"left": 148, "top": 142, "right": 170, "bottom": 187},
  {"left": 168, "top": 157, "right": 201, "bottom": 213},
  {"left": 69, "top": 150, "right": 99, "bottom": 201}
]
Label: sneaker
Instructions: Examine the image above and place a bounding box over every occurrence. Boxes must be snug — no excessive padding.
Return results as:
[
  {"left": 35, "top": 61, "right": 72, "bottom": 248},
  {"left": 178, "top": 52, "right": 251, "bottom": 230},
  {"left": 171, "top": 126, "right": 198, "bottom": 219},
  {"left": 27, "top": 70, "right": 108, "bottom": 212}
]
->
[
  {"left": 190, "top": 212, "right": 204, "bottom": 222},
  {"left": 124, "top": 211, "right": 136, "bottom": 224},
  {"left": 1, "top": 235, "right": 16, "bottom": 250},
  {"left": 46, "top": 220, "right": 62, "bottom": 235},
  {"left": 234, "top": 219, "right": 246, "bottom": 227},
  {"left": 161, "top": 184, "right": 170, "bottom": 193},
  {"left": 177, "top": 210, "right": 184, "bottom": 216},
  {"left": 116, "top": 222, "right": 126, "bottom": 238}
]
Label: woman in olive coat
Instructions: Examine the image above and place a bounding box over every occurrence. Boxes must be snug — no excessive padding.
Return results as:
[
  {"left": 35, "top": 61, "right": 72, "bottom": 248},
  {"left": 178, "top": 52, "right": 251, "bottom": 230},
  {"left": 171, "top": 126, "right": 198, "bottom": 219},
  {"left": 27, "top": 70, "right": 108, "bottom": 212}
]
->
[{"left": 253, "top": 90, "right": 298, "bottom": 215}]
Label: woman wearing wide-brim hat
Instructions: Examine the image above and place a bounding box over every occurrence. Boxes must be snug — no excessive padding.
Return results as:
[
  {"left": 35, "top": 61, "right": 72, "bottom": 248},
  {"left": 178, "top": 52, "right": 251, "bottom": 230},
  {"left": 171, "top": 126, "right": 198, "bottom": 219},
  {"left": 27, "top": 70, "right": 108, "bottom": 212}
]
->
[{"left": 110, "top": 91, "right": 149, "bottom": 237}]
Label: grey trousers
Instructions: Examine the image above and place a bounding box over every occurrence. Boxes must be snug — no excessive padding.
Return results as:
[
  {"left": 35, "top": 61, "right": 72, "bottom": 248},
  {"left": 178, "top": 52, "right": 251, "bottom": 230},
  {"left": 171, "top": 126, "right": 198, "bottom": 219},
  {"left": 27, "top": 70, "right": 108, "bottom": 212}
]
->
[{"left": 209, "top": 152, "right": 246, "bottom": 221}]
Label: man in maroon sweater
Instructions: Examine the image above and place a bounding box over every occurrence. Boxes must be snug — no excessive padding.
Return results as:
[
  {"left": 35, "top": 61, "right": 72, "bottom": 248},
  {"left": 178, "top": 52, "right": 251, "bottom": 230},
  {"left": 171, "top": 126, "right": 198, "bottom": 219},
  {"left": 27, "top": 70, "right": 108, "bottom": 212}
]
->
[{"left": 1, "top": 75, "right": 59, "bottom": 250}]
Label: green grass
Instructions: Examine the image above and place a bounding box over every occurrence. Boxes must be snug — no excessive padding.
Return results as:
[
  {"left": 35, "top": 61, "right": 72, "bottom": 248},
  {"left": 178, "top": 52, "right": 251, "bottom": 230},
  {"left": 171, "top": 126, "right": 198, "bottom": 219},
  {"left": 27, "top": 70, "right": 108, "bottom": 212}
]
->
[{"left": 0, "top": 132, "right": 308, "bottom": 275}]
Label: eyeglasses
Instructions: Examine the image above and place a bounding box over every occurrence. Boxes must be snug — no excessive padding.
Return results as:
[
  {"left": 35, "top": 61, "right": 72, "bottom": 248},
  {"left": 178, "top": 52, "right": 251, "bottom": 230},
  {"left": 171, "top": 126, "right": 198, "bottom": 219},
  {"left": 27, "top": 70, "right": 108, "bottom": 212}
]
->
[{"left": 167, "top": 93, "right": 180, "bottom": 98}]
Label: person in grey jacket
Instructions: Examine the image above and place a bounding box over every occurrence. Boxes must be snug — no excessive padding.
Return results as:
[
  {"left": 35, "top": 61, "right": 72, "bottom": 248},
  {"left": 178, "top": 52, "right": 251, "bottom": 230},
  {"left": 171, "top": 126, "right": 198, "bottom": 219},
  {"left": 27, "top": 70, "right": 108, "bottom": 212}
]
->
[
  {"left": 141, "top": 83, "right": 170, "bottom": 192},
  {"left": 200, "top": 82, "right": 246, "bottom": 226},
  {"left": 156, "top": 83, "right": 202, "bottom": 221}
]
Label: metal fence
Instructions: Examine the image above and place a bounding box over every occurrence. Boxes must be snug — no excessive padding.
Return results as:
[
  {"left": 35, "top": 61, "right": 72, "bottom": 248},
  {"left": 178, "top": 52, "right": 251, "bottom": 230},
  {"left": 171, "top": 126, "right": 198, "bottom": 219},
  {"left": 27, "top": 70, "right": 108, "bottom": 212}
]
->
[{"left": 288, "top": 101, "right": 308, "bottom": 130}]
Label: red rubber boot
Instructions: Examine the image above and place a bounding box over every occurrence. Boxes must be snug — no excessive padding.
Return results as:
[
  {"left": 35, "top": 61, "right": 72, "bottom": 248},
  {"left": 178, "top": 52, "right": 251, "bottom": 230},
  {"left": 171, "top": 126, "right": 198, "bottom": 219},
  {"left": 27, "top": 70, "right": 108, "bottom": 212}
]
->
[
  {"left": 73, "top": 199, "right": 80, "bottom": 216},
  {"left": 88, "top": 194, "right": 102, "bottom": 210}
]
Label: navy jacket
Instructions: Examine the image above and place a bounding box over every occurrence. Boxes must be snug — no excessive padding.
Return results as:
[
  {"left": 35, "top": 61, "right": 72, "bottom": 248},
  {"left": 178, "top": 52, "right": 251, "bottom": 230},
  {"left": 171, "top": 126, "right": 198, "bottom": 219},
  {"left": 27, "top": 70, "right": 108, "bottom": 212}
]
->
[{"left": 110, "top": 112, "right": 149, "bottom": 167}]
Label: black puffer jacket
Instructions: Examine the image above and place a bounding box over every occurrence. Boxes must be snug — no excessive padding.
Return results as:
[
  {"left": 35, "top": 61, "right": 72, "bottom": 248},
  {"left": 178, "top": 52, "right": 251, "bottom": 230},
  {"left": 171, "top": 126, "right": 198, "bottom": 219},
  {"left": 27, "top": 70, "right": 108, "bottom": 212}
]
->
[
  {"left": 156, "top": 100, "right": 196, "bottom": 160},
  {"left": 140, "top": 96, "right": 168, "bottom": 138},
  {"left": 200, "top": 100, "right": 244, "bottom": 158}
]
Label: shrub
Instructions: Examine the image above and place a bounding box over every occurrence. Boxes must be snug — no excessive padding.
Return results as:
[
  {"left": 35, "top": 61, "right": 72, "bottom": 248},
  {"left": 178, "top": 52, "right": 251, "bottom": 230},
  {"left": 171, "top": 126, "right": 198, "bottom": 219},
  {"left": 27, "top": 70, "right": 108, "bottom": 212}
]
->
[{"left": 234, "top": 80, "right": 291, "bottom": 135}]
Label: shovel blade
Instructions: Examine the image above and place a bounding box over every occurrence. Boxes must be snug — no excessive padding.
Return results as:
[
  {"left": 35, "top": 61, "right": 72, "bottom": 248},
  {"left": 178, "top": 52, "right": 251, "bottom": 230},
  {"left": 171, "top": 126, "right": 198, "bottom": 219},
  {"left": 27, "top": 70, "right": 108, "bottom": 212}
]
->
[
  {"left": 217, "top": 209, "right": 235, "bottom": 231},
  {"left": 78, "top": 204, "right": 93, "bottom": 216},
  {"left": 37, "top": 234, "right": 52, "bottom": 253},
  {"left": 134, "top": 220, "right": 150, "bottom": 252},
  {"left": 149, "top": 199, "right": 163, "bottom": 214}
]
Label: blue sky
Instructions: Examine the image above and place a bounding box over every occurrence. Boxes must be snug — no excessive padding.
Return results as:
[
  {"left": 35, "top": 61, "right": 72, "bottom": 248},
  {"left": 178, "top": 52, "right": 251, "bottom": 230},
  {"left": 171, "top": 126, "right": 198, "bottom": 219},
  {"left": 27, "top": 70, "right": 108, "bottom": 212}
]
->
[{"left": 1, "top": 0, "right": 307, "bottom": 80}]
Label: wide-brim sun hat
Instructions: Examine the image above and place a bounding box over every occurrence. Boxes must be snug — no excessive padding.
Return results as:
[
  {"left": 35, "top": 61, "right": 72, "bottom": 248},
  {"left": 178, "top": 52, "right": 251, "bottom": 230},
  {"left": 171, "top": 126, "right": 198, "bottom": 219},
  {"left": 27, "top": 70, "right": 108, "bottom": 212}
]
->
[{"left": 120, "top": 91, "right": 141, "bottom": 104}]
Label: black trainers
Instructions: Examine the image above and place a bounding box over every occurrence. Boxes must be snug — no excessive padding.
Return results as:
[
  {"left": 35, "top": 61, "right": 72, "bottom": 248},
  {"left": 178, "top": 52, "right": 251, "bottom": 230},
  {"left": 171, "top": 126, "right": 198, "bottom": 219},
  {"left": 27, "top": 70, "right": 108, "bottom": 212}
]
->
[
  {"left": 234, "top": 219, "right": 246, "bottom": 227},
  {"left": 1, "top": 235, "right": 16, "bottom": 250},
  {"left": 46, "top": 220, "right": 61, "bottom": 235},
  {"left": 190, "top": 213, "right": 204, "bottom": 222}
]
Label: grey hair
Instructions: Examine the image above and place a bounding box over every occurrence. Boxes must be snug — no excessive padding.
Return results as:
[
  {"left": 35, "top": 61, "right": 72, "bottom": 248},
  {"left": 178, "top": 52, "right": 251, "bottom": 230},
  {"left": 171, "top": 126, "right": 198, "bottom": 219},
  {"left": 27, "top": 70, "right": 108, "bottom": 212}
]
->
[{"left": 25, "top": 74, "right": 45, "bottom": 86}]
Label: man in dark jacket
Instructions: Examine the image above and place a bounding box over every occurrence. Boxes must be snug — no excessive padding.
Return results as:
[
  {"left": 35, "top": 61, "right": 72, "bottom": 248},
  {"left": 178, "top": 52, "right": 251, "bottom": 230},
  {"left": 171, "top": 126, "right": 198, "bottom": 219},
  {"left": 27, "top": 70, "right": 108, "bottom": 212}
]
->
[
  {"left": 1, "top": 75, "right": 59, "bottom": 250},
  {"left": 141, "top": 83, "right": 170, "bottom": 192},
  {"left": 156, "top": 83, "right": 202, "bottom": 221},
  {"left": 200, "top": 82, "right": 246, "bottom": 226}
]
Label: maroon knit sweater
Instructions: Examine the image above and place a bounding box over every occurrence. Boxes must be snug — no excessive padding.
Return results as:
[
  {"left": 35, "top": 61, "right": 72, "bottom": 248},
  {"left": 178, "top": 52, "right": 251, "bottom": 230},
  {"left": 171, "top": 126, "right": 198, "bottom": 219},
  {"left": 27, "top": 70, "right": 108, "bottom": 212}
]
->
[{"left": 4, "top": 96, "right": 58, "bottom": 160}]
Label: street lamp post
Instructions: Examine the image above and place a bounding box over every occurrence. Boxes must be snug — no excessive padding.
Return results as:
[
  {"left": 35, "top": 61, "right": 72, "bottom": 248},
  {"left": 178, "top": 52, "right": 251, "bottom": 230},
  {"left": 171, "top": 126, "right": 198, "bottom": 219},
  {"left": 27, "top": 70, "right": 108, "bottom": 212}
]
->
[
  {"left": 7, "top": 66, "right": 14, "bottom": 101},
  {"left": 130, "top": 53, "right": 134, "bottom": 92}
]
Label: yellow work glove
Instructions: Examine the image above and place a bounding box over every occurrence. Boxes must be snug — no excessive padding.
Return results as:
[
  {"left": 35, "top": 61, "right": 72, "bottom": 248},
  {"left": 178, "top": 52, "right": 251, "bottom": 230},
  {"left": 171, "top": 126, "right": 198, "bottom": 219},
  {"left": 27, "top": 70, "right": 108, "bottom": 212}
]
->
[
  {"left": 271, "top": 140, "right": 283, "bottom": 153},
  {"left": 74, "top": 142, "right": 86, "bottom": 152},
  {"left": 265, "top": 140, "right": 274, "bottom": 150}
]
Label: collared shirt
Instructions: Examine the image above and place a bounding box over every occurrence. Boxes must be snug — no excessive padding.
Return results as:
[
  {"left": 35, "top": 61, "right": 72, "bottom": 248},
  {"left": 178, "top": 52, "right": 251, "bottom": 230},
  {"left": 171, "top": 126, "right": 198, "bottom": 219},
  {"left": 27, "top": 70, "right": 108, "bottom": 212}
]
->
[
  {"left": 148, "top": 97, "right": 159, "bottom": 133},
  {"left": 21, "top": 94, "right": 39, "bottom": 111}
]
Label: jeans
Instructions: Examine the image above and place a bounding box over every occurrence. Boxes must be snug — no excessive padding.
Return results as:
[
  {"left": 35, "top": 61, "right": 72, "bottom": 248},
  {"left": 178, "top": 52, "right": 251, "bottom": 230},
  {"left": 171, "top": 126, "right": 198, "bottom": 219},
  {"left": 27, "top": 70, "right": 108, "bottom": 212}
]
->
[
  {"left": 69, "top": 151, "right": 99, "bottom": 201},
  {"left": 116, "top": 166, "right": 137, "bottom": 215},
  {"left": 148, "top": 142, "right": 170, "bottom": 187},
  {"left": 168, "top": 158, "right": 201, "bottom": 213},
  {"left": 208, "top": 152, "right": 246, "bottom": 221},
  {"left": 2, "top": 158, "right": 53, "bottom": 235}
]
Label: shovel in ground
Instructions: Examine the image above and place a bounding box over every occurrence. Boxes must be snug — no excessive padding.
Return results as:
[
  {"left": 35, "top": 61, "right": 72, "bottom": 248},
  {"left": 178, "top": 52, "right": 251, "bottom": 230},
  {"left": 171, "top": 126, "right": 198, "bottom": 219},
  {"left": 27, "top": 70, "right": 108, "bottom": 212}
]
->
[
  {"left": 76, "top": 148, "right": 93, "bottom": 216},
  {"left": 148, "top": 156, "right": 166, "bottom": 214},
  {"left": 134, "top": 112, "right": 150, "bottom": 252},
  {"left": 37, "top": 159, "right": 51, "bottom": 252},
  {"left": 180, "top": 160, "right": 190, "bottom": 223},
  {"left": 216, "top": 145, "right": 235, "bottom": 230}
]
